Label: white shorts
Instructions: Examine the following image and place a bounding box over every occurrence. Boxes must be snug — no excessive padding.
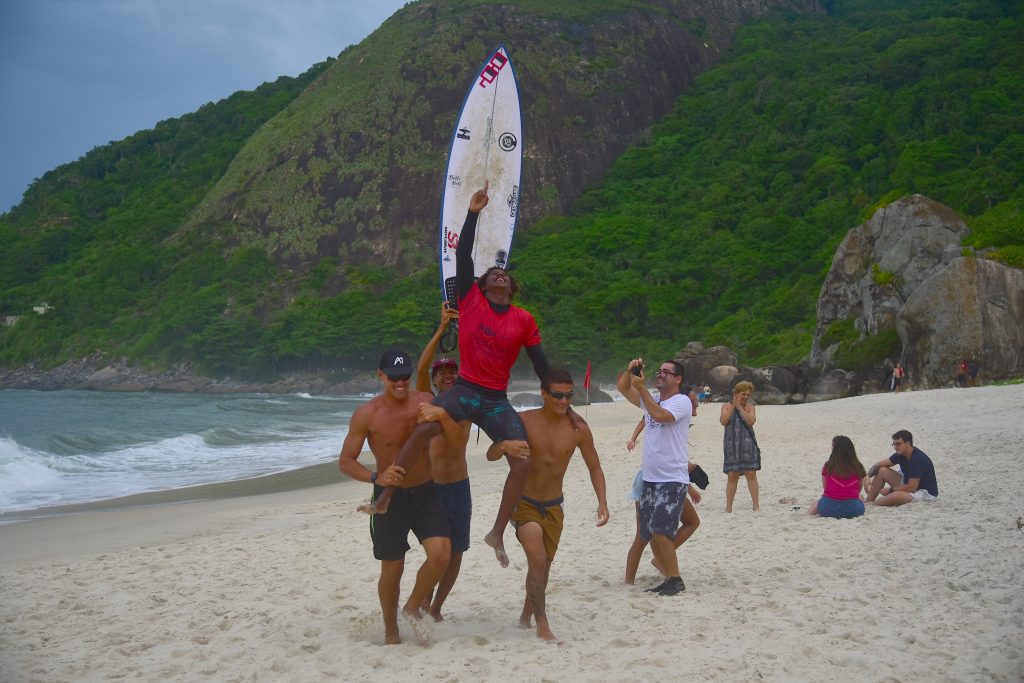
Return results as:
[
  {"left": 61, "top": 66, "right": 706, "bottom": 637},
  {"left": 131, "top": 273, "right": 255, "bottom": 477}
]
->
[{"left": 911, "top": 489, "right": 937, "bottom": 503}]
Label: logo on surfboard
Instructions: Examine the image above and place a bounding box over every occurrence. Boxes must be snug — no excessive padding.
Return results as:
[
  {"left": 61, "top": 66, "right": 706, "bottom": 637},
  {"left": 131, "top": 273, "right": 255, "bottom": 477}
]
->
[
  {"left": 507, "top": 185, "right": 519, "bottom": 218},
  {"left": 478, "top": 50, "right": 509, "bottom": 88},
  {"left": 498, "top": 132, "right": 517, "bottom": 152},
  {"left": 457, "top": 127, "right": 471, "bottom": 141}
]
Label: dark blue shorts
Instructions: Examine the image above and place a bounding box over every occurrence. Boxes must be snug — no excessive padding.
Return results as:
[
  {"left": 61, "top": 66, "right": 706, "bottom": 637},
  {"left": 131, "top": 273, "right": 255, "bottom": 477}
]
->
[
  {"left": 437, "top": 478, "right": 472, "bottom": 553},
  {"left": 431, "top": 379, "right": 527, "bottom": 443},
  {"left": 370, "top": 481, "right": 450, "bottom": 561}
]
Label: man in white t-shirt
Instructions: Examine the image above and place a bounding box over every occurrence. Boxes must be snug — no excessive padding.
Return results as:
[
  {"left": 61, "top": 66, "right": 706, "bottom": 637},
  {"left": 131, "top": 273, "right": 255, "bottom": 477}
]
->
[{"left": 617, "top": 358, "right": 692, "bottom": 596}]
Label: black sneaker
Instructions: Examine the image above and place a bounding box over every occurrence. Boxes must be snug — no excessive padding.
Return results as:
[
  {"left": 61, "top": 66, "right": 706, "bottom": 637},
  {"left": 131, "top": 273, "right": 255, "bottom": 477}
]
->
[
  {"left": 644, "top": 581, "right": 668, "bottom": 593},
  {"left": 658, "top": 577, "right": 685, "bottom": 596}
]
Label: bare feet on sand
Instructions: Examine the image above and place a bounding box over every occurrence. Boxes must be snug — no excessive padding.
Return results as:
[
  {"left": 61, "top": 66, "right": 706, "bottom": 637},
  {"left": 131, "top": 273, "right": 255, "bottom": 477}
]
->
[
  {"left": 484, "top": 531, "right": 509, "bottom": 568},
  {"left": 520, "top": 615, "right": 561, "bottom": 643},
  {"left": 401, "top": 608, "right": 432, "bottom": 644},
  {"left": 535, "top": 622, "right": 561, "bottom": 643}
]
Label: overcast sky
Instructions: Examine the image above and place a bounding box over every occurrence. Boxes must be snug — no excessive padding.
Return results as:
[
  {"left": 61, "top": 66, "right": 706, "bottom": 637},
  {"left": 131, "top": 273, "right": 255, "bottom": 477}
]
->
[{"left": 0, "top": 0, "right": 410, "bottom": 214}]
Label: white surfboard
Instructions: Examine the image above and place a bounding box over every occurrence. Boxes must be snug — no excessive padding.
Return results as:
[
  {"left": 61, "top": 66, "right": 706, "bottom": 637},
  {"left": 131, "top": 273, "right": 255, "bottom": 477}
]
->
[{"left": 438, "top": 45, "right": 523, "bottom": 308}]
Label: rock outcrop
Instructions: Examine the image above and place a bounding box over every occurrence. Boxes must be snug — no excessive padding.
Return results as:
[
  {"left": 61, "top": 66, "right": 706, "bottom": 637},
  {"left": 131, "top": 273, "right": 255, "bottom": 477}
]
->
[
  {"left": 899, "top": 256, "right": 1024, "bottom": 387},
  {"left": 810, "top": 194, "right": 1024, "bottom": 387}
]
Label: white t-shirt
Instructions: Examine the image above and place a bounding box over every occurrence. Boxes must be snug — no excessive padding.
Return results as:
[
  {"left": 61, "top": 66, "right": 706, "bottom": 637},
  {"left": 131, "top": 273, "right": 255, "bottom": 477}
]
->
[{"left": 642, "top": 392, "right": 691, "bottom": 483}]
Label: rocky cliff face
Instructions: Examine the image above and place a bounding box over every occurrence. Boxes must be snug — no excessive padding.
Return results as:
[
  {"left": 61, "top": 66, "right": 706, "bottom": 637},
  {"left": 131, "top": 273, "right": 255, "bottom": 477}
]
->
[
  {"left": 899, "top": 256, "right": 1024, "bottom": 387},
  {"left": 183, "top": 0, "right": 821, "bottom": 279},
  {"left": 811, "top": 195, "right": 1024, "bottom": 387}
]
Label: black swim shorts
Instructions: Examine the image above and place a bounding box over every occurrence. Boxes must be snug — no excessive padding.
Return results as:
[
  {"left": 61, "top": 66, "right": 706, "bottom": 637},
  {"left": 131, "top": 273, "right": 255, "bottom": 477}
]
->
[
  {"left": 370, "top": 481, "right": 450, "bottom": 561},
  {"left": 431, "top": 378, "right": 528, "bottom": 443}
]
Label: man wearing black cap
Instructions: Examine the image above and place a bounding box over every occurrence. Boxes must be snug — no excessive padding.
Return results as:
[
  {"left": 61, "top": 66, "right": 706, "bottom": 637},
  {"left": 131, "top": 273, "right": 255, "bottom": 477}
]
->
[
  {"left": 412, "top": 303, "right": 473, "bottom": 621},
  {"left": 339, "top": 349, "right": 455, "bottom": 644}
]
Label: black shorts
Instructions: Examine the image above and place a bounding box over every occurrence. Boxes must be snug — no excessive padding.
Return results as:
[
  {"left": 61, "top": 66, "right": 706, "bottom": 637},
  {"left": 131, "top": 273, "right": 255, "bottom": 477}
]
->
[
  {"left": 370, "top": 481, "right": 450, "bottom": 561},
  {"left": 437, "top": 478, "right": 472, "bottom": 553},
  {"left": 431, "top": 378, "right": 528, "bottom": 443}
]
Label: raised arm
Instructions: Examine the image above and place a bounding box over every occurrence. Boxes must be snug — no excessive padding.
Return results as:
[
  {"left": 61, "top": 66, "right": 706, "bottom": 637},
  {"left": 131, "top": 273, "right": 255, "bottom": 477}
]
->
[
  {"left": 455, "top": 183, "right": 489, "bottom": 299},
  {"left": 617, "top": 358, "right": 644, "bottom": 407},
  {"left": 416, "top": 303, "right": 459, "bottom": 392}
]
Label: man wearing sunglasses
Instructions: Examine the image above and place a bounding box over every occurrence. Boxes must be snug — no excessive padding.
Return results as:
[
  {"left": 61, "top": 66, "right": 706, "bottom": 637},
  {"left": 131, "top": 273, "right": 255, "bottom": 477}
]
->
[
  {"left": 617, "top": 358, "right": 693, "bottom": 596},
  {"left": 339, "top": 349, "right": 459, "bottom": 644},
  {"left": 864, "top": 429, "right": 938, "bottom": 506},
  {"left": 362, "top": 182, "right": 558, "bottom": 573},
  {"left": 486, "top": 367, "right": 609, "bottom": 642}
]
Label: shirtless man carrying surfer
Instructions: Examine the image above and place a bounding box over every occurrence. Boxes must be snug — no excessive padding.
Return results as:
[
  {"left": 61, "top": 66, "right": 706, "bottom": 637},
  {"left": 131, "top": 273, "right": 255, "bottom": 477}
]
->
[
  {"left": 488, "top": 368, "right": 609, "bottom": 642},
  {"left": 414, "top": 303, "right": 473, "bottom": 620},
  {"left": 338, "top": 349, "right": 456, "bottom": 644}
]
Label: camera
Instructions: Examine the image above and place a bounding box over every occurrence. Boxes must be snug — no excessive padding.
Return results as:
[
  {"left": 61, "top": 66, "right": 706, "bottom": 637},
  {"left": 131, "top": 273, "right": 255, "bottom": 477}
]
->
[{"left": 630, "top": 362, "right": 644, "bottom": 377}]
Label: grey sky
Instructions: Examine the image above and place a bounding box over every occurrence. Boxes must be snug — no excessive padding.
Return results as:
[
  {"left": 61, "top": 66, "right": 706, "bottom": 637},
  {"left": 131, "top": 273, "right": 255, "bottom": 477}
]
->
[{"left": 0, "top": 0, "right": 410, "bottom": 214}]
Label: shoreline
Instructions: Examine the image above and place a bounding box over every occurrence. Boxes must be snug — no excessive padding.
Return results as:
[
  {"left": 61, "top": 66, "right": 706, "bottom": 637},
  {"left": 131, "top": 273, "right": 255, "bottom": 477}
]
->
[{"left": 0, "top": 460, "right": 348, "bottom": 524}]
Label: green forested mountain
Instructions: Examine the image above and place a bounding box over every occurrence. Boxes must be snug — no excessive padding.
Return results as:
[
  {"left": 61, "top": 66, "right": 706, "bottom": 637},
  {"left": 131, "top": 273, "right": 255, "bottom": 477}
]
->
[
  {"left": 1, "top": 0, "right": 1021, "bottom": 381},
  {"left": 517, "top": 0, "right": 1024, "bottom": 372}
]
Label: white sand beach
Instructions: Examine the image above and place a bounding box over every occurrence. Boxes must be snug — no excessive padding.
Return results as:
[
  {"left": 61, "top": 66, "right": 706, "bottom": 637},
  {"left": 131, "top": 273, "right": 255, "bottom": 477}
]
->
[{"left": 1, "top": 384, "right": 1022, "bottom": 682}]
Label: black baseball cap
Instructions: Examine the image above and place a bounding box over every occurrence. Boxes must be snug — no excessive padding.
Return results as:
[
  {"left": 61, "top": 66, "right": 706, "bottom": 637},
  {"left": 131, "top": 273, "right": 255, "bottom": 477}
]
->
[{"left": 378, "top": 349, "right": 413, "bottom": 378}]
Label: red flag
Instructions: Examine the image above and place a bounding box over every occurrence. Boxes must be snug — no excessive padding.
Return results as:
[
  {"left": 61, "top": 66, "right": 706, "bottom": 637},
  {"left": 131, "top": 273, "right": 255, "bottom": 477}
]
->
[{"left": 583, "top": 360, "right": 592, "bottom": 390}]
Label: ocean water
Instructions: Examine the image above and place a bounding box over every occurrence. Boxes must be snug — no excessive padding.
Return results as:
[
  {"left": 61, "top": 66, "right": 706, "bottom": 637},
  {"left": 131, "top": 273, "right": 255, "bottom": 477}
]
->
[{"left": 0, "top": 390, "right": 365, "bottom": 513}]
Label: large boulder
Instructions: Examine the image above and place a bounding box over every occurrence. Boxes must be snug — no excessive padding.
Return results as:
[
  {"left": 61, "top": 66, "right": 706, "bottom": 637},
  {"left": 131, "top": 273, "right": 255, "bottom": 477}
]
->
[
  {"left": 674, "top": 343, "right": 739, "bottom": 387},
  {"left": 733, "top": 364, "right": 812, "bottom": 405},
  {"left": 898, "top": 256, "right": 1024, "bottom": 387},
  {"left": 810, "top": 194, "right": 1023, "bottom": 387},
  {"left": 810, "top": 195, "right": 969, "bottom": 369},
  {"left": 805, "top": 369, "right": 859, "bottom": 403},
  {"left": 706, "top": 365, "right": 740, "bottom": 398}
]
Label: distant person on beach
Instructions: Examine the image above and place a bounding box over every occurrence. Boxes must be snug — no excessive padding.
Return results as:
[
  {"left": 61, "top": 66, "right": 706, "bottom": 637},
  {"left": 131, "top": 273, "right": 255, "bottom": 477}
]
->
[
  {"left": 617, "top": 358, "right": 692, "bottom": 596},
  {"left": 702, "top": 384, "right": 712, "bottom": 404},
  {"left": 968, "top": 359, "right": 979, "bottom": 387},
  {"left": 486, "top": 367, "right": 608, "bottom": 642},
  {"left": 808, "top": 435, "right": 868, "bottom": 518},
  {"left": 413, "top": 303, "right": 473, "bottom": 621},
  {"left": 956, "top": 359, "right": 968, "bottom": 387},
  {"left": 338, "top": 349, "right": 457, "bottom": 644},
  {"left": 865, "top": 429, "right": 938, "bottom": 507},
  {"left": 361, "top": 182, "right": 566, "bottom": 572},
  {"left": 892, "top": 363, "right": 905, "bottom": 392},
  {"left": 624, "top": 385, "right": 704, "bottom": 585},
  {"left": 721, "top": 380, "right": 760, "bottom": 512}
]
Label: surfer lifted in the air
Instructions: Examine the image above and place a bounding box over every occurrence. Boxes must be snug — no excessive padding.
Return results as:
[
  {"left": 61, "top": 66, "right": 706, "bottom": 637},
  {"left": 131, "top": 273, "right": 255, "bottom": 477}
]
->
[{"left": 359, "top": 181, "right": 554, "bottom": 567}]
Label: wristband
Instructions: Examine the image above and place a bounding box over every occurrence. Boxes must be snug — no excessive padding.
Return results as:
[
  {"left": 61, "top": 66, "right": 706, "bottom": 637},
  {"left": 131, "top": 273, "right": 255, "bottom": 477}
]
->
[{"left": 370, "top": 471, "right": 378, "bottom": 484}]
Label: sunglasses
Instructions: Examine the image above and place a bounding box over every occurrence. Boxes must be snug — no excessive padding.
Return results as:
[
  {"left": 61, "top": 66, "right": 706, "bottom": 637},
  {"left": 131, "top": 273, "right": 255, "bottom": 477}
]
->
[
  {"left": 548, "top": 390, "right": 574, "bottom": 400},
  {"left": 891, "top": 441, "right": 905, "bottom": 447},
  {"left": 387, "top": 373, "right": 412, "bottom": 382}
]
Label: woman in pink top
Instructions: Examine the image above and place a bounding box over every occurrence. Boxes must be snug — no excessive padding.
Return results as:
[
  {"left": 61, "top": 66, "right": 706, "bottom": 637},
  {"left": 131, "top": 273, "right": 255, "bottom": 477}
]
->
[{"left": 809, "top": 435, "right": 868, "bottom": 518}]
